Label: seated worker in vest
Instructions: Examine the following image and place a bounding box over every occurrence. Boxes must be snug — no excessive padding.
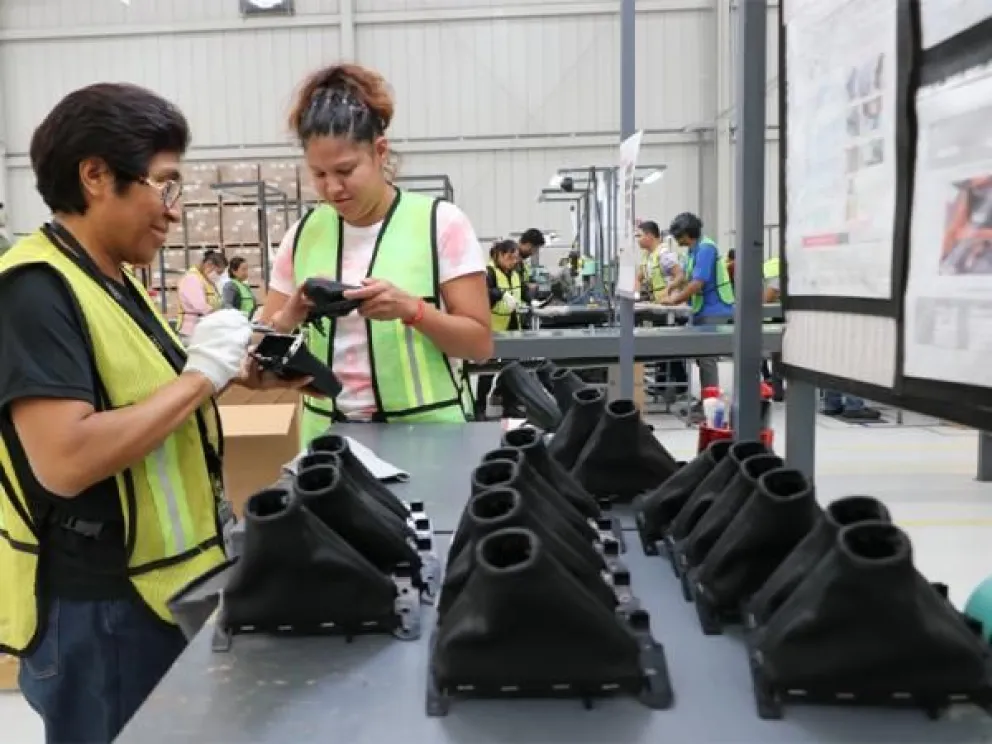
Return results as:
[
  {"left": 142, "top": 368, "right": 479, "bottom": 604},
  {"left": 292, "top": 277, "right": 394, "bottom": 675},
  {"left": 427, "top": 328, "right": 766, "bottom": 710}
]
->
[
  {"left": 0, "top": 84, "right": 263, "bottom": 743},
  {"left": 474, "top": 240, "right": 523, "bottom": 419},
  {"left": 516, "top": 227, "right": 545, "bottom": 299},
  {"left": 222, "top": 255, "right": 259, "bottom": 319},
  {"left": 262, "top": 63, "right": 493, "bottom": 444},
  {"left": 661, "top": 211, "right": 735, "bottom": 398},
  {"left": 176, "top": 248, "right": 226, "bottom": 342},
  {"left": 636, "top": 220, "right": 684, "bottom": 301}
]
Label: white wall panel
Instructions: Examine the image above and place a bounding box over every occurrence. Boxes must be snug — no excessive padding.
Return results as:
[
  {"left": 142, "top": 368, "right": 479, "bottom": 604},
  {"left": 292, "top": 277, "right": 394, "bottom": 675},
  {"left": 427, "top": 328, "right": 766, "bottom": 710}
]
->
[
  {"left": 397, "top": 142, "right": 699, "bottom": 241},
  {"left": 0, "top": 0, "right": 340, "bottom": 31},
  {"left": 1, "top": 26, "right": 340, "bottom": 155},
  {"left": 0, "top": 0, "right": 720, "bottom": 240},
  {"left": 358, "top": 7, "right": 713, "bottom": 142}
]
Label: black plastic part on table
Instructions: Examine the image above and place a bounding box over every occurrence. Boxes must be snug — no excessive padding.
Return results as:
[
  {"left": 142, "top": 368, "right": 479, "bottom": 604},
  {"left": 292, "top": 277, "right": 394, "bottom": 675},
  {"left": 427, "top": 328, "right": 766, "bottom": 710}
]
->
[{"left": 117, "top": 423, "right": 992, "bottom": 744}]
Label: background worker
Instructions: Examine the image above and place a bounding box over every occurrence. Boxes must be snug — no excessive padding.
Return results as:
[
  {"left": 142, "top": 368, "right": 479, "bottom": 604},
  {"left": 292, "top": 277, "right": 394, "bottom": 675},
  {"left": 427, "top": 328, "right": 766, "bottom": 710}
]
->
[
  {"left": 662, "top": 211, "right": 735, "bottom": 398},
  {"left": 517, "top": 227, "right": 544, "bottom": 299},
  {"left": 476, "top": 239, "right": 523, "bottom": 418},
  {"left": 222, "top": 255, "right": 259, "bottom": 319},
  {"left": 636, "top": 220, "right": 683, "bottom": 301},
  {"left": 176, "top": 248, "right": 226, "bottom": 342},
  {"left": 761, "top": 254, "right": 785, "bottom": 400},
  {"left": 261, "top": 63, "right": 492, "bottom": 444},
  {"left": 0, "top": 83, "right": 259, "bottom": 743},
  {"left": 637, "top": 220, "right": 689, "bottom": 398}
]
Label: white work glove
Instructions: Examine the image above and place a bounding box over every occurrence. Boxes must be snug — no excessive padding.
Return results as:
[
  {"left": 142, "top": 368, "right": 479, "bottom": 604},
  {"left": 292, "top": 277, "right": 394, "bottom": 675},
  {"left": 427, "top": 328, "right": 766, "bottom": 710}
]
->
[
  {"left": 184, "top": 309, "right": 253, "bottom": 392},
  {"left": 502, "top": 292, "right": 519, "bottom": 312}
]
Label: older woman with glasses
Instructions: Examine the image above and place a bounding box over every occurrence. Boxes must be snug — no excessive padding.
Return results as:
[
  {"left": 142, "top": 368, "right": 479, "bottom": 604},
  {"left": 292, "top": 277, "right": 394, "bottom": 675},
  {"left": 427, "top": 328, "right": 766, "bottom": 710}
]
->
[{"left": 0, "top": 82, "right": 259, "bottom": 743}]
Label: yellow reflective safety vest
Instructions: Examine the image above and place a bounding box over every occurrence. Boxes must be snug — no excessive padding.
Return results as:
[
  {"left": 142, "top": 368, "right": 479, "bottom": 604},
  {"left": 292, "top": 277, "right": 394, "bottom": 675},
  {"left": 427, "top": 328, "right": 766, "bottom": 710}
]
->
[
  {"left": 0, "top": 231, "right": 226, "bottom": 656},
  {"left": 763, "top": 257, "right": 781, "bottom": 280},
  {"left": 175, "top": 266, "right": 220, "bottom": 329},
  {"left": 488, "top": 261, "right": 522, "bottom": 332},
  {"left": 639, "top": 249, "right": 667, "bottom": 297},
  {"left": 293, "top": 190, "right": 472, "bottom": 446}
]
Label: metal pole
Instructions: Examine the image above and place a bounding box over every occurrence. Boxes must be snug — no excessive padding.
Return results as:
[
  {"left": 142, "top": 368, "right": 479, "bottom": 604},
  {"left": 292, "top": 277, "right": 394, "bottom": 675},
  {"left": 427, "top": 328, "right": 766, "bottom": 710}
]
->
[
  {"left": 731, "top": 0, "right": 768, "bottom": 440},
  {"left": 618, "top": 0, "right": 636, "bottom": 399}
]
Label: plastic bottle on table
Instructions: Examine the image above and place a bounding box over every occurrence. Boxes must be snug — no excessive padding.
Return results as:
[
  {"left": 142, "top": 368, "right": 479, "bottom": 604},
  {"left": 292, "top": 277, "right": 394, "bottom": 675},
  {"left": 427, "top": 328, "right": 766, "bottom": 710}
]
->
[{"left": 701, "top": 386, "right": 721, "bottom": 428}]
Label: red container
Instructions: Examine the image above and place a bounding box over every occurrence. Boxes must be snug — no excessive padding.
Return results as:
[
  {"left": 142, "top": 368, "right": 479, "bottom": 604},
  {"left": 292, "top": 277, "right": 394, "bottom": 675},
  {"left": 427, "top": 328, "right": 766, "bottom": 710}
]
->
[{"left": 697, "top": 424, "right": 775, "bottom": 454}]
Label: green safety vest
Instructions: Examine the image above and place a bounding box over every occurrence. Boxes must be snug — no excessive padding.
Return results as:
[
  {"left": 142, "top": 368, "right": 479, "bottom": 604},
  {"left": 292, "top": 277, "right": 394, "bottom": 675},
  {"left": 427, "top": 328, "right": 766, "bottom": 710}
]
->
[
  {"left": 640, "top": 249, "right": 667, "bottom": 297},
  {"left": 488, "top": 261, "right": 522, "bottom": 332},
  {"left": 763, "top": 257, "right": 780, "bottom": 280},
  {"left": 230, "top": 278, "right": 257, "bottom": 318},
  {"left": 292, "top": 191, "right": 471, "bottom": 447},
  {"left": 518, "top": 261, "right": 532, "bottom": 284},
  {"left": 685, "top": 237, "right": 735, "bottom": 314}
]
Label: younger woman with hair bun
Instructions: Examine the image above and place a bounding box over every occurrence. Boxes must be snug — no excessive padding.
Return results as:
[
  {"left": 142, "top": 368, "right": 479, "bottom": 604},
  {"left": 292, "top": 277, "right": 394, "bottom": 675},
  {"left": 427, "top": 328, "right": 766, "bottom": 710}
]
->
[{"left": 262, "top": 63, "right": 492, "bottom": 444}]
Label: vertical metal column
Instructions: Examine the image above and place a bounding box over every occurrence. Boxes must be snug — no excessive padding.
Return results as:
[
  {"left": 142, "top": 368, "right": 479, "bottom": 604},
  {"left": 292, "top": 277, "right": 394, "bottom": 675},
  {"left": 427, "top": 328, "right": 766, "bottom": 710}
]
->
[
  {"left": 978, "top": 432, "right": 992, "bottom": 482},
  {"left": 617, "top": 0, "right": 636, "bottom": 398},
  {"left": 785, "top": 377, "right": 817, "bottom": 478},
  {"left": 731, "top": 0, "right": 767, "bottom": 439}
]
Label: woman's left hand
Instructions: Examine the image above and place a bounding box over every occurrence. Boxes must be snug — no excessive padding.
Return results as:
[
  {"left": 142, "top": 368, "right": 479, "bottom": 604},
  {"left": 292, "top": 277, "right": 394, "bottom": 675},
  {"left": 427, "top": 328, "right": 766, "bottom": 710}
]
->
[{"left": 344, "top": 278, "right": 419, "bottom": 322}]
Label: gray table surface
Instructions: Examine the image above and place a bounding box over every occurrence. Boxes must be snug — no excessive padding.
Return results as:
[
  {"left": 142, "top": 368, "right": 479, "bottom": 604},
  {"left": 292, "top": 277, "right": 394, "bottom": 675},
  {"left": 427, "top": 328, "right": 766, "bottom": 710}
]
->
[
  {"left": 119, "top": 424, "right": 992, "bottom": 744},
  {"left": 337, "top": 422, "right": 502, "bottom": 533},
  {"left": 493, "top": 324, "right": 783, "bottom": 361}
]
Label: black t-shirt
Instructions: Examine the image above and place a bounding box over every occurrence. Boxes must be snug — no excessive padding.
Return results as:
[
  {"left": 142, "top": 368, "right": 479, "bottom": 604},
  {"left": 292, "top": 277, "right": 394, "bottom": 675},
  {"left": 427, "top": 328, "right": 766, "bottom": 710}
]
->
[{"left": 0, "top": 265, "right": 148, "bottom": 600}]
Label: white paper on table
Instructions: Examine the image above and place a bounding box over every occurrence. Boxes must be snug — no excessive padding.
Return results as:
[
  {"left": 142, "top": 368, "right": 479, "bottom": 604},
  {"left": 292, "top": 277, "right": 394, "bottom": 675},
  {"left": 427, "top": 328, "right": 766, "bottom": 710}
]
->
[{"left": 282, "top": 436, "right": 410, "bottom": 482}]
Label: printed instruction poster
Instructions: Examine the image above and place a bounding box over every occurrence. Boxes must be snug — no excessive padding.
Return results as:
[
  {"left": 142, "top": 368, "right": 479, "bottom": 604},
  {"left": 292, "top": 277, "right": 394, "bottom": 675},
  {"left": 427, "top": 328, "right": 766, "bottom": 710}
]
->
[
  {"left": 615, "top": 130, "right": 643, "bottom": 299},
  {"left": 919, "top": 0, "right": 992, "bottom": 49},
  {"left": 904, "top": 63, "right": 992, "bottom": 388},
  {"left": 784, "top": 0, "right": 898, "bottom": 299}
]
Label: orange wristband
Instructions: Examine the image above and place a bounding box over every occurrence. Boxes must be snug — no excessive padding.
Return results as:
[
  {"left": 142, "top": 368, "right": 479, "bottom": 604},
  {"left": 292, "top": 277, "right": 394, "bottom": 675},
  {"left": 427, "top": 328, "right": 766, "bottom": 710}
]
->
[{"left": 402, "top": 298, "right": 426, "bottom": 327}]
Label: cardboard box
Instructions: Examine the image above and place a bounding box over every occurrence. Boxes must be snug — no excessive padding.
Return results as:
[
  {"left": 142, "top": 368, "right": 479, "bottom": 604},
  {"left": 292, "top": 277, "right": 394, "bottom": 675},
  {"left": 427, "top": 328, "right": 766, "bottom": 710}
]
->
[
  {"left": 0, "top": 654, "right": 18, "bottom": 691},
  {"left": 220, "top": 403, "right": 299, "bottom": 517}
]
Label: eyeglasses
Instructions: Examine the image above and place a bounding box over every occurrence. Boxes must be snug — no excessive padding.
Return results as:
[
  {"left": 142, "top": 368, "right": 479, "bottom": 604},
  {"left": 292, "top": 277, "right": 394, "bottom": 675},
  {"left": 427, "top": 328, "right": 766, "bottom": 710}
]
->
[{"left": 140, "top": 177, "right": 183, "bottom": 209}]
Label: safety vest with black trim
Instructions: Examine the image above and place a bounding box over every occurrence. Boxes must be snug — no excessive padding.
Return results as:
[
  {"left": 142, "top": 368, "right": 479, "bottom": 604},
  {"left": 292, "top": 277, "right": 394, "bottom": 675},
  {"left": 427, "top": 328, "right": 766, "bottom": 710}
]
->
[
  {"left": 686, "top": 237, "right": 736, "bottom": 313},
  {"left": 0, "top": 232, "right": 226, "bottom": 656},
  {"left": 230, "top": 278, "right": 257, "bottom": 319},
  {"left": 292, "top": 190, "right": 472, "bottom": 447},
  {"left": 176, "top": 266, "right": 221, "bottom": 331},
  {"left": 488, "top": 260, "right": 522, "bottom": 332}
]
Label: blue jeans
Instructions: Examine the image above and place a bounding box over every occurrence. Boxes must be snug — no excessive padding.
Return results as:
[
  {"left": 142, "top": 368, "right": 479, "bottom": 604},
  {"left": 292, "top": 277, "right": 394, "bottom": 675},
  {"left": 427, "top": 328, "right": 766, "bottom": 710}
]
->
[
  {"left": 19, "top": 597, "right": 186, "bottom": 744},
  {"left": 823, "top": 390, "right": 865, "bottom": 412}
]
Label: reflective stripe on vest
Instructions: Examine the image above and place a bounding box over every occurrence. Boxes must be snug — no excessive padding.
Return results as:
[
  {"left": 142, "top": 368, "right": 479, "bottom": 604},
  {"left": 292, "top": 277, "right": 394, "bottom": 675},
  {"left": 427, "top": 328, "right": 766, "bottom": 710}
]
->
[
  {"left": 231, "top": 279, "right": 257, "bottom": 318},
  {"left": 175, "top": 267, "right": 220, "bottom": 330},
  {"left": 686, "top": 238, "right": 735, "bottom": 314},
  {"left": 292, "top": 191, "right": 470, "bottom": 446},
  {"left": 0, "top": 232, "right": 225, "bottom": 655},
  {"left": 489, "top": 262, "right": 522, "bottom": 332}
]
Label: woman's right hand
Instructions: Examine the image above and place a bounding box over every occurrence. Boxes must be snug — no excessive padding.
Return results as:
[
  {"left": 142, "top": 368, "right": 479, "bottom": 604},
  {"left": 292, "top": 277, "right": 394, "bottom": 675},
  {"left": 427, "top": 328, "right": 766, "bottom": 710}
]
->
[{"left": 271, "top": 283, "right": 315, "bottom": 332}]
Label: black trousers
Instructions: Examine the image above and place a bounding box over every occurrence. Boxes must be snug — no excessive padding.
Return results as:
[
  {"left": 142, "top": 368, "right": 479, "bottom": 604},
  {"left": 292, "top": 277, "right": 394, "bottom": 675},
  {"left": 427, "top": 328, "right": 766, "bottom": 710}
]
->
[{"left": 476, "top": 374, "right": 494, "bottom": 419}]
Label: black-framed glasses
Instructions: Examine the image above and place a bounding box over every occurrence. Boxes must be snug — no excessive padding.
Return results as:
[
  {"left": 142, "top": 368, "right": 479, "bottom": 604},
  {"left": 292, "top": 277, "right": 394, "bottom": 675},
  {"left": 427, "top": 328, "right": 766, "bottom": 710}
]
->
[{"left": 140, "top": 177, "right": 183, "bottom": 209}]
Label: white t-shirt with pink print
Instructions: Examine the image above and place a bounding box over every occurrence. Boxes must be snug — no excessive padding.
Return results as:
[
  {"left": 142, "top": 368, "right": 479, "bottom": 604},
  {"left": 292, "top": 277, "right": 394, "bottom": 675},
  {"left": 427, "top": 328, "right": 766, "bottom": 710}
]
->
[{"left": 268, "top": 200, "right": 487, "bottom": 421}]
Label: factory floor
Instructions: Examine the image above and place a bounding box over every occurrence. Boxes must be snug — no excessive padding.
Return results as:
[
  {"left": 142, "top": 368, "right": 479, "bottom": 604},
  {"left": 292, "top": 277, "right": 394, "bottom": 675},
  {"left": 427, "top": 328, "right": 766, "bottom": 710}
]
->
[{"left": 1, "top": 403, "right": 989, "bottom": 742}]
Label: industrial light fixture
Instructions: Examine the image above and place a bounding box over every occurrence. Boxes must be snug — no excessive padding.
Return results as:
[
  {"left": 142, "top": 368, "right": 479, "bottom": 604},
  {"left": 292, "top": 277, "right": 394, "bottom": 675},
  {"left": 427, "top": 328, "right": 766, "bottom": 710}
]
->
[
  {"left": 641, "top": 170, "right": 664, "bottom": 185},
  {"left": 241, "top": 0, "right": 295, "bottom": 15}
]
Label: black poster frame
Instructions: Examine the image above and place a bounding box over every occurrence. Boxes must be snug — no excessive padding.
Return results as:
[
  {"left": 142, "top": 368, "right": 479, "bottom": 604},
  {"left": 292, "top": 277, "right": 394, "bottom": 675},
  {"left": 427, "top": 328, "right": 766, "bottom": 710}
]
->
[{"left": 780, "top": 0, "right": 916, "bottom": 319}]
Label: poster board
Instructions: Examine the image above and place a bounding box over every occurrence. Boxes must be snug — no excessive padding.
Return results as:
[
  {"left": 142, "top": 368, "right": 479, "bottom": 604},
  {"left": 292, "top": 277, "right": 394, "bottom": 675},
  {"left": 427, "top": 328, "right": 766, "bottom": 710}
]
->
[
  {"left": 615, "top": 131, "right": 643, "bottom": 299},
  {"left": 781, "top": 0, "right": 914, "bottom": 315},
  {"left": 902, "top": 11, "right": 992, "bottom": 407}
]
